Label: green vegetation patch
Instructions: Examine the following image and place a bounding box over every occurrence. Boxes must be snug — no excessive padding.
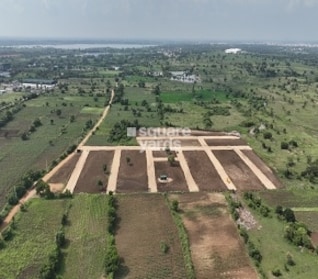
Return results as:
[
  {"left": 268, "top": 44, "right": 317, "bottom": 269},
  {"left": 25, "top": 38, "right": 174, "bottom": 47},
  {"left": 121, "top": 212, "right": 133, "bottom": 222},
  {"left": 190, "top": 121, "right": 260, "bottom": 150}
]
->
[
  {"left": 59, "top": 194, "right": 109, "bottom": 279},
  {"left": 0, "top": 199, "right": 68, "bottom": 279}
]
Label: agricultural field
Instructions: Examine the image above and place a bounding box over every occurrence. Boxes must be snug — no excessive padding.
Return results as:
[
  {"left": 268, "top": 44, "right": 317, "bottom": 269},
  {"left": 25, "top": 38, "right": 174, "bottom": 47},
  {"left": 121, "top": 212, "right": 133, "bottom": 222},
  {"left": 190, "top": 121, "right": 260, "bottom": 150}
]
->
[
  {"left": 0, "top": 198, "right": 69, "bottom": 279},
  {"left": 172, "top": 192, "right": 258, "bottom": 279},
  {"left": 59, "top": 194, "right": 109, "bottom": 279},
  {"left": 0, "top": 91, "right": 106, "bottom": 208},
  {"left": 115, "top": 194, "right": 188, "bottom": 279}
]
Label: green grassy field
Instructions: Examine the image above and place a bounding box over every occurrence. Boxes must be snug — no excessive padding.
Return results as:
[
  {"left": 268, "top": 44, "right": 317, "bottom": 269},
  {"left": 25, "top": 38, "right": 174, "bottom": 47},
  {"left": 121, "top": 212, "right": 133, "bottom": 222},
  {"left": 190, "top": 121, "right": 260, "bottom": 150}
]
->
[
  {"left": 0, "top": 92, "right": 103, "bottom": 208},
  {"left": 0, "top": 199, "right": 68, "bottom": 279},
  {"left": 59, "top": 194, "right": 109, "bottom": 279},
  {"left": 259, "top": 189, "right": 318, "bottom": 208},
  {"left": 87, "top": 87, "right": 160, "bottom": 145},
  {"left": 246, "top": 203, "right": 318, "bottom": 279},
  {"left": 160, "top": 90, "right": 228, "bottom": 103}
]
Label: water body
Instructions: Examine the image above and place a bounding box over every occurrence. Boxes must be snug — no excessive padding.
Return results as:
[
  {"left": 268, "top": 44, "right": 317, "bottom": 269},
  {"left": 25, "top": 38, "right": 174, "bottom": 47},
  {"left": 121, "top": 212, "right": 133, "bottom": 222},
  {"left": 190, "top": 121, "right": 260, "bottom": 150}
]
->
[{"left": 0, "top": 43, "right": 156, "bottom": 50}]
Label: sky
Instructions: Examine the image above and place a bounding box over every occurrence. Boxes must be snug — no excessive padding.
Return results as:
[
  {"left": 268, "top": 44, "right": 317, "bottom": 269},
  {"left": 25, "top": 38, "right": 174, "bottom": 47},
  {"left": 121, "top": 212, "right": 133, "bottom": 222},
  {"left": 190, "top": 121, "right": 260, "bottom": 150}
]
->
[{"left": 0, "top": 0, "right": 317, "bottom": 42}]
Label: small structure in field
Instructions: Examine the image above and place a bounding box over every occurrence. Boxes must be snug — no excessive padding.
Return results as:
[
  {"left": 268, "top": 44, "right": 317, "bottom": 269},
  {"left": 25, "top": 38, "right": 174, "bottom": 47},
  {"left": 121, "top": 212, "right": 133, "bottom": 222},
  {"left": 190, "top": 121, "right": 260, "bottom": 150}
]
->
[{"left": 158, "top": 174, "right": 172, "bottom": 184}]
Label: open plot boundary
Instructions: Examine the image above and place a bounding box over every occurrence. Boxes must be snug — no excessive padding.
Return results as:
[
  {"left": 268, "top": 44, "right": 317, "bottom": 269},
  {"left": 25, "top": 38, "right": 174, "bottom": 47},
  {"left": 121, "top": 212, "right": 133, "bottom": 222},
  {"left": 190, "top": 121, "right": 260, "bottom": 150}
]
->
[{"left": 57, "top": 134, "right": 280, "bottom": 194}]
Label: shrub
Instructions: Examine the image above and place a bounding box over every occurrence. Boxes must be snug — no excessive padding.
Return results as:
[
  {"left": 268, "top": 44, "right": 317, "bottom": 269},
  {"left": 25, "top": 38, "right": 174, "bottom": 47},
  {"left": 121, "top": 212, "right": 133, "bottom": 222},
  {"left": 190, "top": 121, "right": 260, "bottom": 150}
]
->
[
  {"left": 0, "top": 237, "right": 5, "bottom": 249},
  {"left": 171, "top": 200, "right": 179, "bottom": 212},
  {"left": 263, "top": 132, "right": 273, "bottom": 139},
  {"left": 275, "top": 205, "right": 283, "bottom": 215},
  {"left": 286, "top": 252, "right": 295, "bottom": 266},
  {"left": 239, "top": 227, "right": 249, "bottom": 243},
  {"left": 283, "top": 208, "right": 295, "bottom": 223},
  {"left": 2, "top": 226, "right": 13, "bottom": 241},
  {"left": 104, "top": 235, "right": 120, "bottom": 275},
  {"left": 55, "top": 230, "right": 66, "bottom": 248},
  {"left": 248, "top": 241, "right": 262, "bottom": 263},
  {"left": 281, "top": 141, "right": 289, "bottom": 150},
  {"left": 272, "top": 268, "right": 282, "bottom": 277},
  {"left": 160, "top": 241, "right": 169, "bottom": 254},
  {"left": 39, "top": 246, "right": 62, "bottom": 279}
]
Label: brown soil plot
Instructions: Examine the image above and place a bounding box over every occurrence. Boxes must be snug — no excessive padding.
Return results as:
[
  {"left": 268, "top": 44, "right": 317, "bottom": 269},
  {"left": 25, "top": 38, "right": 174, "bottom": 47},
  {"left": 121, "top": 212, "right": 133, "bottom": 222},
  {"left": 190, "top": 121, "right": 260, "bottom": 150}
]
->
[
  {"left": 115, "top": 194, "right": 187, "bottom": 279},
  {"left": 173, "top": 192, "right": 258, "bottom": 279},
  {"left": 242, "top": 149, "right": 283, "bottom": 188},
  {"left": 48, "top": 153, "right": 80, "bottom": 185},
  {"left": 183, "top": 151, "right": 227, "bottom": 191},
  {"left": 74, "top": 151, "right": 114, "bottom": 193},
  {"left": 155, "top": 161, "right": 189, "bottom": 192},
  {"left": 213, "top": 150, "right": 265, "bottom": 191},
  {"left": 116, "top": 150, "right": 148, "bottom": 193},
  {"left": 205, "top": 138, "right": 247, "bottom": 146},
  {"left": 179, "top": 139, "right": 201, "bottom": 146}
]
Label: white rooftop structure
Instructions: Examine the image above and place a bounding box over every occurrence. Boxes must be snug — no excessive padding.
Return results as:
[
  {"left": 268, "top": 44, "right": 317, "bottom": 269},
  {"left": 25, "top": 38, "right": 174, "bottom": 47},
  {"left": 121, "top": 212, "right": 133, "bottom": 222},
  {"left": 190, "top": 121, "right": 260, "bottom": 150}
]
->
[{"left": 225, "top": 48, "right": 242, "bottom": 54}]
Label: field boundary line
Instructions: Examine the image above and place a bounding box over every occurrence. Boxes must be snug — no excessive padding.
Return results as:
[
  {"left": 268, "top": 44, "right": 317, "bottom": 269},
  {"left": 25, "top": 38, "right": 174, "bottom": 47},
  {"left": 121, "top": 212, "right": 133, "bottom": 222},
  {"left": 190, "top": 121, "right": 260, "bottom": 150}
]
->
[
  {"left": 64, "top": 150, "right": 90, "bottom": 193},
  {"left": 177, "top": 151, "right": 199, "bottom": 192},
  {"left": 204, "top": 149, "right": 237, "bottom": 190},
  {"left": 291, "top": 207, "right": 318, "bottom": 212},
  {"left": 107, "top": 148, "right": 121, "bottom": 193},
  {"left": 137, "top": 135, "right": 240, "bottom": 140},
  {"left": 234, "top": 148, "right": 276, "bottom": 190},
  {"left": 146, "top": 149, "right": 157, "bottom": 193},
  {"left": 80, "top": 145, "right": 252, "bottom": 151}
]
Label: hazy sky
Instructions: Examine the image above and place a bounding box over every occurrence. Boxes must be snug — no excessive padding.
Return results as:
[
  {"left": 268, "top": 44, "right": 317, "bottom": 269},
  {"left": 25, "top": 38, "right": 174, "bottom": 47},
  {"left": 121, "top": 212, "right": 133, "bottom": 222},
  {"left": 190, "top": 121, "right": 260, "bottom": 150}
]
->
[{"left": 0, "top": 0, "right": 317, "bottom": 41}]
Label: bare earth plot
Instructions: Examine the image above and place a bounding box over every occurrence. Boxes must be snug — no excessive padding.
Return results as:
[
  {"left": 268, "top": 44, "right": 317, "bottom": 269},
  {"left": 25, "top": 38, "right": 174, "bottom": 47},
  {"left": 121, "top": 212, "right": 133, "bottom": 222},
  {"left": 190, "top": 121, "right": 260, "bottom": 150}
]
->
[
  {"left": 183, "top": 151, "right": 227, "bottom": 191},
  {"left": 214, "top": 150, "right": 265, "bottom": 191},
  {"left": 155, "top": 161, "right": 189, "bottom": 192},
  {"left": 59, "top": 134, "right": 280, "bottom": 194},
  {"left": 115, "top": 194, "right": 187, "bottom": 279},
  {"left": 74, "top": 151, "right": 114, "bottom": 193},
  {"left": 48, "top": 152, "right": 80, "bottom": 185},
  {"left": 205, "top": 138, "right": 247, "bottom": 146},
  {"left": 242, "top": 150, "right": 283, "bottom": 188},
  {"left": 116, "top": 150, "right": 148, "bottom": 193},
  {"left": 173, "top": 192, "right": 258, "bottom": 279}
]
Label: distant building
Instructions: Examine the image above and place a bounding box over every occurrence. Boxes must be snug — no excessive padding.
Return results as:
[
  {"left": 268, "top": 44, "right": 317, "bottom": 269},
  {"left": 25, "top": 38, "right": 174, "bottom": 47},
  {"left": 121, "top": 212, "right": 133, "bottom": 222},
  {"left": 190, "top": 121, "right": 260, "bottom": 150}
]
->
[
  {"left": 225, "top": 48, "right": 242, "bottom": 54},
  {"left": 22, "top": 79, "right": 57, "bottom": 90},
  {"left": 170, "top": 71, "right": 200, "bottom": 83}
]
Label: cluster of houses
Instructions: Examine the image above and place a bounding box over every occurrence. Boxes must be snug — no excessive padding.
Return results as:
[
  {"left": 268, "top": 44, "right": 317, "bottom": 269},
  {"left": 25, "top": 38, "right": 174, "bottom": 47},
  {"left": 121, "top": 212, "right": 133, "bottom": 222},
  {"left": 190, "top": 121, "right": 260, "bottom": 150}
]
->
[
  {"left": 170, "top": 71, "right": 200, "bottom": 83},
  {"left": 0, "top": 79, "right": 57, "bottom": 95}
]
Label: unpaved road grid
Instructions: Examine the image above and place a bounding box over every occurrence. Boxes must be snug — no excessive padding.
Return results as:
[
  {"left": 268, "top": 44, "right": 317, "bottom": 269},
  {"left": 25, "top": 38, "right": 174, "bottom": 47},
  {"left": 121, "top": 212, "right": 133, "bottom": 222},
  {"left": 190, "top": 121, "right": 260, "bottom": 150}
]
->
[{"left": 59, "top": 135, "right": 279, "bottom": 194}]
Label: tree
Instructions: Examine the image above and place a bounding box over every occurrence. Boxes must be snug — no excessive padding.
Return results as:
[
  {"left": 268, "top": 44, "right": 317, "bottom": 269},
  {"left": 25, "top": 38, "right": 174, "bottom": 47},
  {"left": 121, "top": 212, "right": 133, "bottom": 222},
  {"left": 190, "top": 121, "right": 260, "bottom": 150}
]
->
[
  {"left": 275, "top": 205, "right": 284, "bottom": 215},
  {"left": 55, "top": 230, "right": 65, "bottom": 247},
  {"left": 70, "top": 115, "right": 75, "bottom": 123},
  {"left": 138, "top": 80, "right": 145, "bottom": 88},
  {"left": 168, "top": 154, "right": 175, "bottom": 166},
  {"left": 56, "top": 109, "right": 62, "bottom": 117},
  {"left": 281, "top": 141, "right": 289, "bottom": 150},
  {"left": 152, "top": 84, "right": 160, "bottom": 95},
  {"left": 21, "top": 132, "right": 28, "bottom": 141},
  {"left": 263, "top": 131, "right": 273, "bottom": 139},
  {"left": 283, "top": 208, "right": 296, "bottom": 223}
]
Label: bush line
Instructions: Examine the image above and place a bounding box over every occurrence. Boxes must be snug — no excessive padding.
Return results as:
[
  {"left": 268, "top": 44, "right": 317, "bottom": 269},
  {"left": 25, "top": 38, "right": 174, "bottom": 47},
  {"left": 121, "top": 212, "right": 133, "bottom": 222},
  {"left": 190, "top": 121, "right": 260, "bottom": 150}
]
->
[
  {"left": 104, "top": 193, "right": 120, "bottom": 279},
  {"left": 165, "top": 196, "right": 195, "bottom": 279}
]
